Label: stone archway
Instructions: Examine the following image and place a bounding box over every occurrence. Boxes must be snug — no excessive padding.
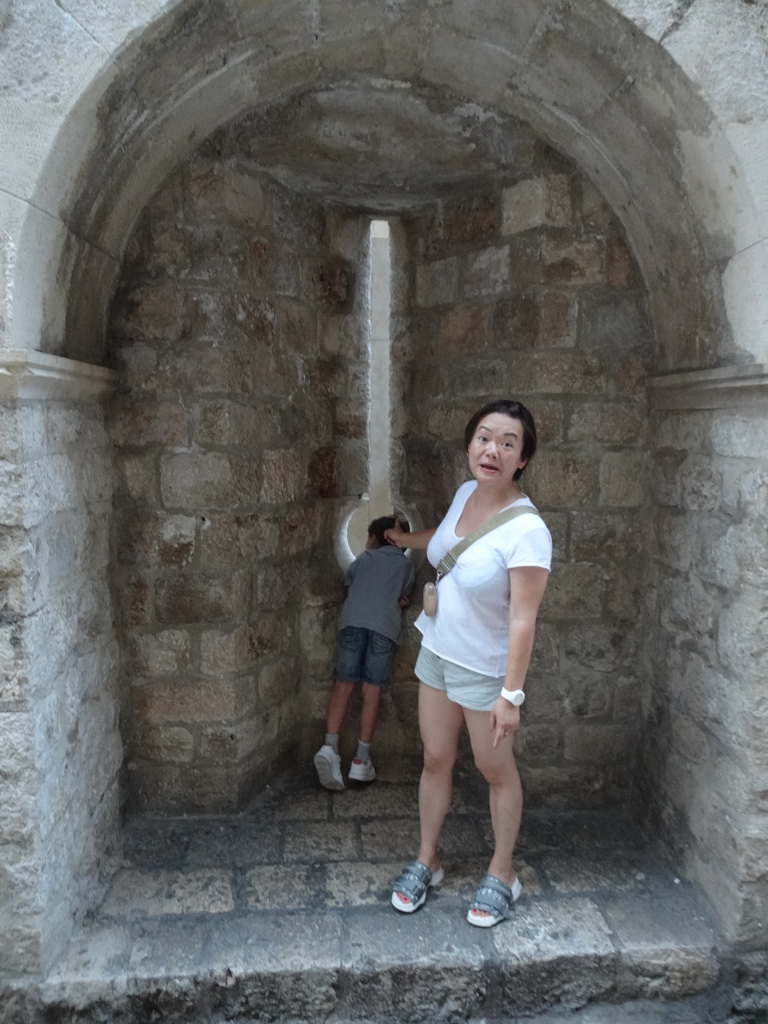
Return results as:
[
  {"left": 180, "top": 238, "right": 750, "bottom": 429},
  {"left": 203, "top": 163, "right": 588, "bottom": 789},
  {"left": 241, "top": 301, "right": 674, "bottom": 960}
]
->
[{"left": 1, "top": 0, "right": 767, "bottom": 977}]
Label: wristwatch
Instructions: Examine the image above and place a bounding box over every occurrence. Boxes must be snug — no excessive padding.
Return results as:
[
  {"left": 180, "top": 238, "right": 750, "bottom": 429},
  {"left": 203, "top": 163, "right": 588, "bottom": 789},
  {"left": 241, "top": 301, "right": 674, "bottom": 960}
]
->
[{"left": 500, "top": 688, "right": 526, "bottom": 706}]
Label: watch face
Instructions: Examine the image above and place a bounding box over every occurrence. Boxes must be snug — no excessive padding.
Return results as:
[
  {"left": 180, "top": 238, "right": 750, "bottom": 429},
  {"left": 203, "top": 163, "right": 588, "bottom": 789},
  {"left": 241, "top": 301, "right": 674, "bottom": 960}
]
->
[{"left": 512, "top": 691, "right": 525, "bottom": 706}]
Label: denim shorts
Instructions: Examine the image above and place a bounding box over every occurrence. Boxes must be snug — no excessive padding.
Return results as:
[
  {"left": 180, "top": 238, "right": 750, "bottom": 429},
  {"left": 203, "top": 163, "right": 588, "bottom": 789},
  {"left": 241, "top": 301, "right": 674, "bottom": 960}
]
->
[
  {"left": 415, "top": 645, "right": 505, "bottom": 711},
  {"left": 335, "top": 626, "right": 397, "bottom": 686}
]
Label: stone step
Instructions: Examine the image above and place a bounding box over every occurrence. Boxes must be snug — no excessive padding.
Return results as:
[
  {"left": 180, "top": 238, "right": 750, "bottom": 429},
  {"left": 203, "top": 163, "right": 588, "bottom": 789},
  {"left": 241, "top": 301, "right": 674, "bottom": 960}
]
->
[{"left": 1, "top": 771, "right": 737, "bottom": 1022}]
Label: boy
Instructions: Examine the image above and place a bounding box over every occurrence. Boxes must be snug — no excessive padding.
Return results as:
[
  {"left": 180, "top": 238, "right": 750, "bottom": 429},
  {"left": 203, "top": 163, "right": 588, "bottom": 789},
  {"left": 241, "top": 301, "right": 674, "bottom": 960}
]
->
[{"left": 314, "top": 515, "right": 415, "bottom": 790}]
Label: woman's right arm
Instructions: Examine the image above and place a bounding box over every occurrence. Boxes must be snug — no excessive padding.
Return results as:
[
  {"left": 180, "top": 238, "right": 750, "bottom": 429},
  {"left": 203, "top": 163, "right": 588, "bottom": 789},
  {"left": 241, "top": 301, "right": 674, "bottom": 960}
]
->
[{"left": 384, "top": 526, "right": 436, "bottom": 550}]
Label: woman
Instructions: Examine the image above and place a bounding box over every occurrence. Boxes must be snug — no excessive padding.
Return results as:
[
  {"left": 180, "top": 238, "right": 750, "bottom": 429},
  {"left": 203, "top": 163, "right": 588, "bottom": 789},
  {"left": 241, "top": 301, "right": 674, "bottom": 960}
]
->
[{"left": 385, "top": 399, "right": 551, "bottom": 927}]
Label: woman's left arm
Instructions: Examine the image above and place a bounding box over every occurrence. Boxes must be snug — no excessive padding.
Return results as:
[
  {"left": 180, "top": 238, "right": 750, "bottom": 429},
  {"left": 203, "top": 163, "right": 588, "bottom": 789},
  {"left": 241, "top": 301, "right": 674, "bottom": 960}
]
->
[{"left": 489, "top": 566, "right": 549, "bottom": 749}]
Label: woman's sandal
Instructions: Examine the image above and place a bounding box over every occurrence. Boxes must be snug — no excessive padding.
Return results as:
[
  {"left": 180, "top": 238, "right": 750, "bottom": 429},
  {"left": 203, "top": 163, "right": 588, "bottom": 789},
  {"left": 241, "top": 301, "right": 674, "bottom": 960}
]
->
[
  {"left": 466, "top": 874, "right": 522, "bottom": 928},
  {"left": 391, "top": 861, "right": 445, "bottom": 913}
]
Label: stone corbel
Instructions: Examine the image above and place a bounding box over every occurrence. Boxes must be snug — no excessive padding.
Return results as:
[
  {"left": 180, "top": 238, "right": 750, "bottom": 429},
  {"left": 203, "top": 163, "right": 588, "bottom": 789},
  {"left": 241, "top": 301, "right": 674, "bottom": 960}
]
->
[
  {"left": 0, "top": 349, "right": 115, "bottom": 401},
  {"left": 649, "top": 363, "right": 768, "bottom": 410}
]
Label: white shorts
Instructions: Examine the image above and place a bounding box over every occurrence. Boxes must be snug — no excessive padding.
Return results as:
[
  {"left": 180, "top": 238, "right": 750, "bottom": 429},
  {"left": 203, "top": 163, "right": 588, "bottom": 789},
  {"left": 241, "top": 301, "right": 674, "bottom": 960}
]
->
[{"left": 415, "top": 645, "right": 504, "bottom": 712}]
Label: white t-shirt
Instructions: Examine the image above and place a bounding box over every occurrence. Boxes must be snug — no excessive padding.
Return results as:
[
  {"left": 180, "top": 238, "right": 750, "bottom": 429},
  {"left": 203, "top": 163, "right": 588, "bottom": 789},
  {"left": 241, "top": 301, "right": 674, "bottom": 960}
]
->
[{"left": 416, "top": 480, "right": 552, "bottom": 677}]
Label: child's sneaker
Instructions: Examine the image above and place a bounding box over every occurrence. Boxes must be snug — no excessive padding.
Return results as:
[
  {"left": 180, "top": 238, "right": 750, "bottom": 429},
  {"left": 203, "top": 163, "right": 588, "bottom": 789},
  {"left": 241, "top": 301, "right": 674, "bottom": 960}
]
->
[
  {"left": 314, "top": 745, "right": 344, "bottom": 791},
  {"left": 349, "top": 757, "right": 376, "bottom": 783}
]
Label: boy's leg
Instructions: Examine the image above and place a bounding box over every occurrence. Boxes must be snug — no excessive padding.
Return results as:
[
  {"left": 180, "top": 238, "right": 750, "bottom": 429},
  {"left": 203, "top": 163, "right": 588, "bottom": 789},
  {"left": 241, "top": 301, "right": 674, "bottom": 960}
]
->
[
  {"left": 315, "top": 627, "right": 365, "bottom": 791},
  {"left": 326, "top": 680, "right": 356, "bottom": 737},
  {"left": 349, "top": 632, "right": 395, "bottom": 782},
  {"left": 359, "top": 682, "right": 383, "bottom": 744}
]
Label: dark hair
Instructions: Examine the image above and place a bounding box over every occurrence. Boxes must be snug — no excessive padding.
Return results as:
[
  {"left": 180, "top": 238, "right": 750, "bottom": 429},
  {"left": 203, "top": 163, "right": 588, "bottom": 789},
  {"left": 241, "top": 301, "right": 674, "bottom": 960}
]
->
[
  {"left": 368, "top": 515, "right": 410, "bottom": 546},
  {"left": 463, "top": 400, "right": 537, "bottom": 480}
]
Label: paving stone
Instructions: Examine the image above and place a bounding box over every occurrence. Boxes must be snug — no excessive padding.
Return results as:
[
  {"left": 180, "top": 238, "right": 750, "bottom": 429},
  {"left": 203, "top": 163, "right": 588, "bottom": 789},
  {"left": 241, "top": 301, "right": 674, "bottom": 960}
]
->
[
  {"left": 341, "top": 905, "right": 488, "bottom": 1022},
  {"left": 540, "top": 848, "right": 676, "bottom": 895},
  {"left": 604, "top": 894, "right": 721, "bottom": 999},
  {"left": 493, "top": 896, "right": 617, "bottom": 1016},
  {"left": 183, "top": 818, "right": 283, "bottom": 868},
  {"left": 127, "top": 919, "right": 209, "bottom": 976},
  {"left": 272, "top": 788, "right": 333, "bottom": 821},
  {"left": 242, "top": 863, "right": 316, "bottom": 911},
  {"left": 101, "top": 868, "right": 235, "bottom": 918},
  {"left": 282, "top": 820, "right": 359, "bottom": 863},
  {"left": 324, "top": 859, "right": 404, "bottom": 908},
  {"left": 331, "top": 781, "right": 419, "bottom": 819}
]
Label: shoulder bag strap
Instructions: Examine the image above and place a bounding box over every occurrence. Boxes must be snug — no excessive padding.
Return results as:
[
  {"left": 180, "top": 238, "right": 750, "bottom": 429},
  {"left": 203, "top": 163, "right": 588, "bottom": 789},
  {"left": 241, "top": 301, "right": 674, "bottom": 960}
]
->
[{"left": 436, "top": 506, "right": 541, "bottom": 580}]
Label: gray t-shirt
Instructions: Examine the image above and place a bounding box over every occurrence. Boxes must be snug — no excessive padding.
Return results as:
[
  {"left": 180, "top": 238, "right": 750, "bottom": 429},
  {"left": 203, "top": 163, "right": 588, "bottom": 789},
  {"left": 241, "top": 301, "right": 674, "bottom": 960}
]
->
[{"left": 339, "top": 546, "right": 415, "bottom": 643}]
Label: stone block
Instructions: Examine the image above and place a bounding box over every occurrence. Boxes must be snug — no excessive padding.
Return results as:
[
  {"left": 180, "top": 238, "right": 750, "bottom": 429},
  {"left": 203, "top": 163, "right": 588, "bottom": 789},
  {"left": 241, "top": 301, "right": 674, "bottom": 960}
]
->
[
  {"left": 306, "top": 447, "right": 340, "bottom": 499},
  {"left": 578, "top": 291, "right": 648, "bottom": 355},
  {"left": 532, "top": 351, "right": 606, "bottom": 395},
  {"left": 102, "top": 868, "right": 234, "bottom": 918},
  {"left": 607, "top": 236, "right": 638, "bottom": 288},
  {"left": 442, "top": 193, "right": 499, "bottom": 249},
  {"left": 129, "top": 629, "right": 191, "bottom": 676},
  {"left": 438, "top": 305, "right": 490, "bottom": 355},
  {"left": 260, "top": 450, "right": 304, "bottom": 503},
  {"left": 564, "top": 723, "right": 634, "bottom": 764},
  {"left": 144, "top": 725, "right": 195, "bottom": 764},
  {"left": 515, "top": 724, "right": 562, "bottom": 766},
  {"left": 541, "top": 563, "right": 606, "bottom": 620},
  {"left": 117, "top": 511, "right": 196, "bottom": 568},
  {"left": 133, "top": 678, "right": 241, "bottom": 725},
  {"left": 281, "top": 505, "right": 324, "bottom": 555},
  {"left": 200, "top": 628, "right": 255, "bottom": 675},
  {"left": 494, "top": 897, "right": 616, "bottom": 1016},
  {"left": 111, "top": 282, "right": 184, "bottom": 342},
  {"left": 109, "top": 397, "right": 187, "bottom": 449},
  {"left": 571, "top": 511, "right": 643, "bottom": 563},
  {"left": 718, "top": 591, "right": 768, "bottom": 686},
  {"left": 568, "top": 402, "right": 646, "bottom": 446},
  {"left": 526, "top": 452, "right": 599, "bottom": 507},
  {"left": 311, "top": 257, "right": 353, "bottom": 309},
  {"left": 158, "top": 345, "right": 253, "bottom": 396},
  {"left": 462, "top": 245, "right": 510, "bottom": 298},
  {"left": 155, "top": 572, "right": 245, "bottom": 624},
  {"left": 562, "top": 624, "right": 635, "bottom": 674},
  {"left": 502, "top": 175, "right": 572, "bottom": 235},
  {"left": 604, "top": 894, "right": 719, "bottom": 999},
  {"left": 319, "top": 311, "right": 366, "bottom": 358},
  {"left": 306, "top": 357, "right": 346, "bottom": 399},
  {"left": 342, "top": 905, "right": 486, "bottom": 1019},
  {"left": 542, "top": 237, "right": 603, "bottom": 284},
  {"left": 117, "top": 575, "right": 154, "bottom": 626},
  {"left": 160, "top": 452, "right": 238, "bottom": 508},
  {"left": 678, "top": 454, "right": 722, "bottom": 513},
  {"left": 111, "top": 339, "right": 157, "bottom": 387},
  {"left": 599, "top": 452, "right": 646, "bottom": 507},
  {"left": 117, "top": 454, "right": 157, "bottom": 504},
  {"left": 416, "top": 257, "right": 459, "bottom": 307},
  {"left": 185, "top": 164, "right": 264, "bottom": 227},
  {"left": 258, "top": 661, "right": 299, "bottom": 705},
  {"left": 277, "top": 300, "right": 316, "bottom": 355},
  {"left": 199, "top": 513, "right": 280, "bottom": 568},
  {"left": 242, "top": 864, "right": 315, "bottom": 911},
  {"left": 711, "top": 413, "right": 768, "bottom": 459}
]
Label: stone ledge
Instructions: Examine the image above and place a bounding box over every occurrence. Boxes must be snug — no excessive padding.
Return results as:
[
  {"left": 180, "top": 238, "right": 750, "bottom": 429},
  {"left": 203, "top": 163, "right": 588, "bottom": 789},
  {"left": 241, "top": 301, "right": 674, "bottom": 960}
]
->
[
  {"left": 649, "top": 364, "right": 768, "bottom": 410},
  {"left": 0, "top": 350, "right": 115, "bottom": 401}
]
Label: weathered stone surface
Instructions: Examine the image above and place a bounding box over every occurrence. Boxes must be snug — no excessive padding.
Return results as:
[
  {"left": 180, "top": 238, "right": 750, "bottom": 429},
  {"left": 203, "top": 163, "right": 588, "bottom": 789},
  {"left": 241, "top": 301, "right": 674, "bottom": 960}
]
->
[
  {"left": 502, "top": 175, "right": 572, "bottom": 234},
  {"left": 605, "top": 894, "right": 719, "bottom": 999},
  {"left": 102, "top": 869, "right": 234, "bottom": 918}
]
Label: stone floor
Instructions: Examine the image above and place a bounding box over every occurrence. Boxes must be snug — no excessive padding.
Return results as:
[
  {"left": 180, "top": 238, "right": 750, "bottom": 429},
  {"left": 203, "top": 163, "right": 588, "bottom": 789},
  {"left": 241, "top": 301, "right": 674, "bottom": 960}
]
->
[{"left": 7, "top": 760, "right": 739, "bottom": 1023}]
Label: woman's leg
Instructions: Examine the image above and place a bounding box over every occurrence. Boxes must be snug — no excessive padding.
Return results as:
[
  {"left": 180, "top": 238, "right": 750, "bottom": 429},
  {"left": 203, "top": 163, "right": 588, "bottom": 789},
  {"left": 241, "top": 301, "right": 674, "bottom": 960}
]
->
[
  {"left": 463, "top": 708, "right": 522, "bottom": 888},
  {"left": 416, "top": 683, "right": 465, "bottom": 869}
]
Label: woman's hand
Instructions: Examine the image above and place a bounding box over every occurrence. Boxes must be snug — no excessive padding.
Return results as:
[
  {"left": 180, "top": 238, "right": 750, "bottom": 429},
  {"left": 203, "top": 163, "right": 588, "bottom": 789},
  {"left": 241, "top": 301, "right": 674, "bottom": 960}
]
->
[
  {"left": 384, "top": 526, "right": 437, "bottom": 550},
  {"left": 489, "top": 696, "right": 520, "bottom": 749},
  {"left": 384, "top": 524, "right": 409, "bottom": 548}
]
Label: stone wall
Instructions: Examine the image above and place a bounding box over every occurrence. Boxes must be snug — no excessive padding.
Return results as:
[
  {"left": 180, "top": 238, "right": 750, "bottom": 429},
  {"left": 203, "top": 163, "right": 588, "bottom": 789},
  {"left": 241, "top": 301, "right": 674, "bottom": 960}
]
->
[
  {"left": 642, "top": 400, "right": 768, "bottom": 944},
  {"left": 109, "top": 147, "right": 367, "bottom": 813},
  {"left": 390, "top": 155, "right": 652, "bottom": 808},
  {"left": 0, "top": 392, "right": 117, "bottom": 975}
]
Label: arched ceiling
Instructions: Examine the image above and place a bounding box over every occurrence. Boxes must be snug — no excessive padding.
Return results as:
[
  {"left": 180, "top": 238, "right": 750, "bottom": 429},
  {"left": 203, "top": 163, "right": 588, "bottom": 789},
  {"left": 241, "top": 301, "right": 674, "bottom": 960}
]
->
[{"left": 10, "top": 0, "right": 765, "bottom": 366}]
